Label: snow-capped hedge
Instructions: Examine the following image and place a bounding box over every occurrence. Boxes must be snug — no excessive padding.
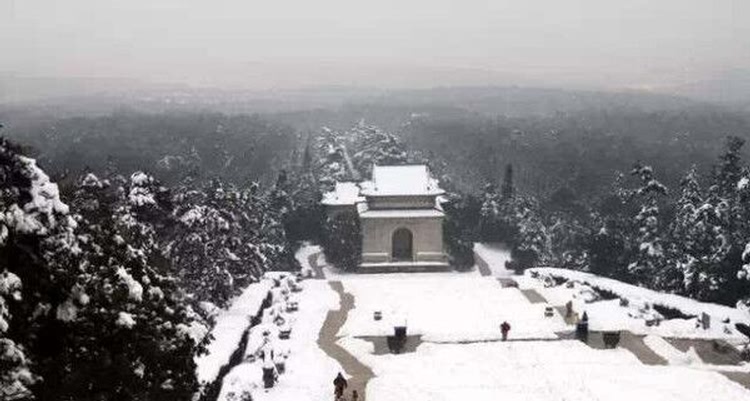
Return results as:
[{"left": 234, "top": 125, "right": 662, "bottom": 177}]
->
[
  {"left": 195, "top": 279, "right": 274, "bottom": 384},
  {"left": 529, "top": 267, "right": 750, "bottom": 326}
]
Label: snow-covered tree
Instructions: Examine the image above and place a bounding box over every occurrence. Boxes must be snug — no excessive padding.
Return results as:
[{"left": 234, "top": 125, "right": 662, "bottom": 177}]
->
[
  {"left": 627, "top": 163, "right": 668, "bottom": 287},
  {"left": 314, "top": 128, "right": 350, "bottom": 192},
  {"left": 478, "top": 182, "right": 521, "bottom": 244},
  {"left": 714, "top": 136, "right": 745, "bottom": 200},
  {"left": 58, "top": 171, "right": 201, "bottom": 400},
  {"left": 283, "top": 170, "right": 324, "bottom": 243},
  {"left": 443, "top": 193, "right": 480, "bottom": 270},
  {"left": 501, "top": 163, "right": 515, "bottom": 200},
  {"left": 171, "top": 177, "right": 285, "bottom": 309},
  {"left": 547, "top": 214, "right": 589, "bottom": 270},
  {"left": 667, "top": 167, "right": 727, "bottom": 298},
  {"left": 0, "top": 138, "right": 78, "bottom": 399},
  {"left": 321, "top": 211, "right": 361, "bottom": 271},
  {"left": 511, "top": 197, "right": 550, "bottom": 271},
  {"left": 350, "top": 122, "right": 409, "bottom": 176}
]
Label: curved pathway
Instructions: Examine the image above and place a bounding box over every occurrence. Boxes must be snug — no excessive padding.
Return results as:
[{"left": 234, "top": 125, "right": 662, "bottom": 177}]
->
[{"left": 313, "top": 251, "right": 374, "bottom": 400}]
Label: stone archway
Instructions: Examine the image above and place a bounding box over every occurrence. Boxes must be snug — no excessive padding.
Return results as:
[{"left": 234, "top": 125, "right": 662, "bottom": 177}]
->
[{"left": 391, "top": 228, "right": 413, "bottom": 261}]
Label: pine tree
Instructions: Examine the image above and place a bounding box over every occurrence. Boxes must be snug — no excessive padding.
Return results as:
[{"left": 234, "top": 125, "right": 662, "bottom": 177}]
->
[
  {"left": 511, "top": 197, "right": 550, "bottom": 271},
  {"left": 56, "top": 171, "right": 201, "bottom": 400},
  {"left": 547, "top": 214, "right": 589, "bottom": 270},
  {"left": 478, "top": 183, "right": 503, "bottom": 241},
  {"left": 284, "top": 171, "right": 324, "bottom": 243},
  {"left": 588, "top": 216, "right": 629, "bottom": 278},
  {"left": 0, "top": 138, "right": 79, "bottom": 399},
  {"left": 321, "top": 211, "right": 361, "bottom": 271},
  {"left": 627, "top": 163, "right": 668, "bottom": 287},
  {"left": 314, "top": 128, "right": 350, "bottom": 192},
  {"left": 171, "top": 177, "right": 280, "bottom": 308},
  {"left": 667, "top": 167, "right": 728, "bottom": 298},
  {"left": 443, "top": 193, "right": 479, "bottom": 270},
  {"left": 501, "top": 163, "right": 514, "bottom": 199},
  {"left": 714, "top": 136, "right": 745, "bottom": 199}
]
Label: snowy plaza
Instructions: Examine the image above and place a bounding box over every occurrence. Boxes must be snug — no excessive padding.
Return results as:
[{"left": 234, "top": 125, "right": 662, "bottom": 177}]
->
[{"left": 206, "top": 244, "right": 750, "bottom": 401}]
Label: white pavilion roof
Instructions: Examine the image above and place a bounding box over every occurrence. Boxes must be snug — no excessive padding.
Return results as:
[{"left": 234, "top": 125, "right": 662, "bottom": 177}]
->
[{"left": 359, "top": 165, "right": 444, "bottom": 197}]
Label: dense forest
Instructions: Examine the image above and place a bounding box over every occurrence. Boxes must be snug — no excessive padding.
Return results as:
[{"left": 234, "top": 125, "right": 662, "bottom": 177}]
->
[{"left": 4, "top": 111, "right": 297, "bottom": 186}]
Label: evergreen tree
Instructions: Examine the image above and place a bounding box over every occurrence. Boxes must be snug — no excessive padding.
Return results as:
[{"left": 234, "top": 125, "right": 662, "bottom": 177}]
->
[
  {"left": 0, "top": 138, "right": 79, "bottom": 399},
  {"left": 284, "top": 171, "right": 324, "bottom": 243},
  {"left": 668, "top": 167, "right": 727, "bottom": 298},
  {"left": 627, "top": 163, "right": 668, "bottom": 287},
  {"left": 587, "top": 216, "right": 629, "bottom": 278},
  {"left": 478, "top": 183, "right": 503, "bottom": 241},
  {"left": 547, "top": 214, "right": 589, "bottom": 270},
  {"left": 314, "top": 128, "right": 350, "bottom": 193},
  {"left": 321, "top": 211, "right": 361, "bottom": 271},
  {"left": 510, "top": 197, "right": 550, "bottom": 271},
  {"left": 443, "top": 194, "right": 479, "bottom": 270},
  {"left": 56, "top": 171, "right": 201, "bottom": 400},
  {"left": 350, "top": 122, "right": 409, "bottom": 176},
  {"left": 501, "top": 163, "right": 515, "bottom": 199},
  {"left": 714, "top": 136, "right": 745, "bottom": 199}
]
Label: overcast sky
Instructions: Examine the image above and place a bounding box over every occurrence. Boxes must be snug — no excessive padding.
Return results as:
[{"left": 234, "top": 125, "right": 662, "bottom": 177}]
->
[{"left": 2, "top": 0, "right": 749, "bottom": 90}]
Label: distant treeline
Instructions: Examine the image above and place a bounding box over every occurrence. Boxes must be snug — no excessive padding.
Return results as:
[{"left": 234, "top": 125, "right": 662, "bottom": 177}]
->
[{"left": 4, "top": 110, "right": 297, "bottom": 187}]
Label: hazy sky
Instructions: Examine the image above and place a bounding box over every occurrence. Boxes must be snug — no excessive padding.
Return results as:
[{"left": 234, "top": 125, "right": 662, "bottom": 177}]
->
[{"left": 2, "top": 0, "right": 749, "bottom": 90}]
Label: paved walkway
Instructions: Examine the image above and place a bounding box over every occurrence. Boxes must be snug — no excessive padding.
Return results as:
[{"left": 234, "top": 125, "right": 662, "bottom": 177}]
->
[
  {"left": 521, "top": 289, "right": 548, "bottom": 304},
  {"left": 317, "top": 281, "right": 374, "bottom": 401},
  {"left": 474, "top": 250, "right": 493, "bottom": 276},
  {"left": 588, "top": 331, "right": 668, "bottom": 365},
  {"left": 307, "top": 252, "right": 326, "bottom": 279}
]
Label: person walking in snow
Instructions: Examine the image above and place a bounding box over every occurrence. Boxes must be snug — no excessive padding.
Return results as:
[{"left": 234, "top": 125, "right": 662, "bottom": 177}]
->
[
  {"left": 500, "top": 321, "right": 511, "bottom": 341},
  {"left": 351, "top": 389, "right": 359, "bottom": 401},
  {"left": 333, "top": 372, "right": 348, "bottom": 400}
]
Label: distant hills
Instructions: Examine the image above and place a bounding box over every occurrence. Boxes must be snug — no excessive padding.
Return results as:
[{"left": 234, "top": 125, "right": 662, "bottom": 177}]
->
[{"left": 1, "top": 72, "right": 748, "bottom": 122}]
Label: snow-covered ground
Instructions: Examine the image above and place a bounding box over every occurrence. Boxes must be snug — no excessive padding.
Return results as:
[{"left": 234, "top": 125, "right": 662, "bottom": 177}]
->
[
  {"left": 473, "top": 242, "right": 513, "bottom": 277},
  {"left": 218, "top": 279, "right": 344, "bottom": 401},
  {"left": 207, "top": 244, "right": 750, "bottom": 401},
  {"left": 338, "top": 275, "right": 567, "bottom": 342},
  {"left": 339, "top": 337, "right": 750, "bottom": 401},
  {"left": 331, "top": 243, "right": 750, "bottom": 400},
  {"left": 195, "top": 280, "right": 274, "bottom": 384},
  {"left": 521, "top": 267, "right": 750, "bottom": 342}
]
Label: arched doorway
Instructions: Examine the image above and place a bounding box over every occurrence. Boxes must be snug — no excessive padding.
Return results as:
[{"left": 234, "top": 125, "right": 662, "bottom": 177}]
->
[{"left": 392, "top": 228, "right": 413, "bottom": 261}]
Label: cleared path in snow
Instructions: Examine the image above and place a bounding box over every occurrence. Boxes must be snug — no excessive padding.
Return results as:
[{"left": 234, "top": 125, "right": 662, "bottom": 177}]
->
[
  {"left": 587, "top": 331, "right": 669, "bottom": 365},
  {"left": 317, "top": 281, "right": 375, "bottom": 401},
  {"left": 473, "top": 242, "right": 513, "bottom": 277},
  {"left": 521, "top": 289, "right": 548, "bottom": 304},
  {"left": 308, "top": 252, "right": 326, "bottom": 279}
]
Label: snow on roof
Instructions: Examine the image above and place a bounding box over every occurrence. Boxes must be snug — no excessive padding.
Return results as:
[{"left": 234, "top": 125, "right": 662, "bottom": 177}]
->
[
  {"left": 321, "top": 181, "right": 365, "bottom": 206},
  {"left": 360, "top": 165, "right": 444, "bottom": 197},
  {"left": 357, "top": 202, "right": 444, "bottom": 219}
]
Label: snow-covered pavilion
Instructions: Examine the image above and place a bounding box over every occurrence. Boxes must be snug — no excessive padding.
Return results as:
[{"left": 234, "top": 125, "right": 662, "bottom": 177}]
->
[{"left": 323, "top": 165, "right": 449, "bottom": 271}]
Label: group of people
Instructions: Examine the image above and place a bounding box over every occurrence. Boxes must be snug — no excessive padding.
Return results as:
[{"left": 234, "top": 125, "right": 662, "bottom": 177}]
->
[{"left": 333, "top": 372, "right": 358, "bottom": 401}]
